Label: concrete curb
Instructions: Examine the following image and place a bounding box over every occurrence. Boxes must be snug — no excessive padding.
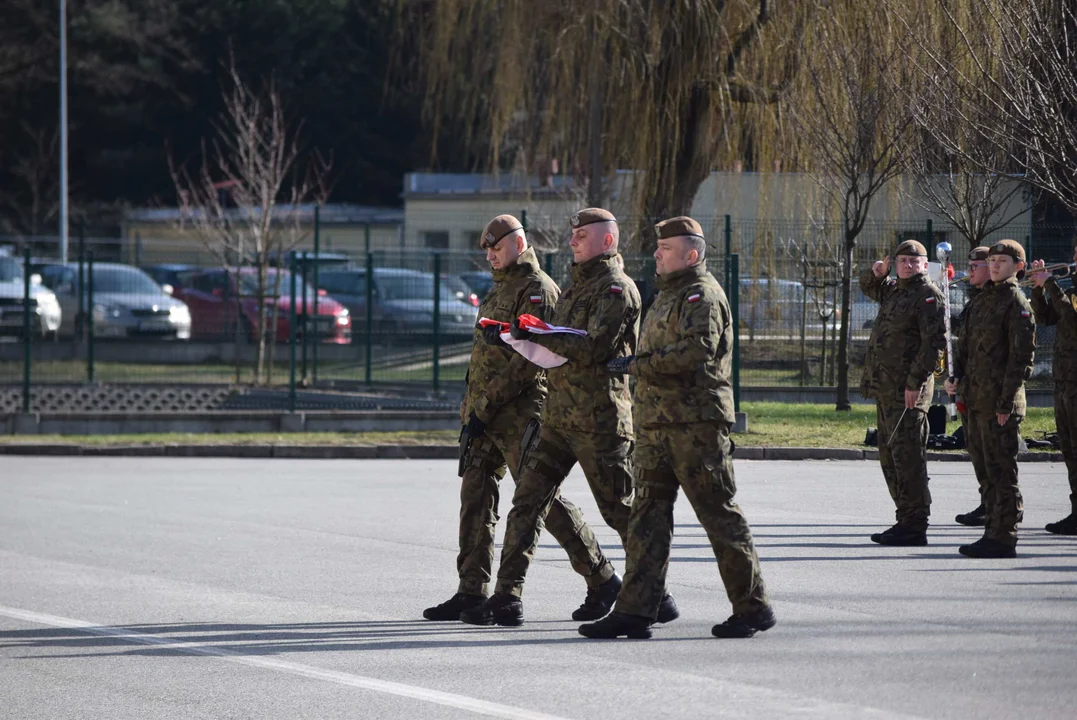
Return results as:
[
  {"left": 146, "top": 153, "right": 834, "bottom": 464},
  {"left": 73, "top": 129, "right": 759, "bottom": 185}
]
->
[{"left": 0, "top": 444, "right": 1064, "bottom": 462}]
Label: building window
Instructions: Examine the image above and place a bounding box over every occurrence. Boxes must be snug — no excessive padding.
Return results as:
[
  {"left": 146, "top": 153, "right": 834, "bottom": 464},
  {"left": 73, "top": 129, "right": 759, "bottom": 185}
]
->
[
  {"left": 422, "top": 231, "right": 450, "bottom": 249},
  {"left": 465, "top": 231, "right": 482, "bottom": 249}
]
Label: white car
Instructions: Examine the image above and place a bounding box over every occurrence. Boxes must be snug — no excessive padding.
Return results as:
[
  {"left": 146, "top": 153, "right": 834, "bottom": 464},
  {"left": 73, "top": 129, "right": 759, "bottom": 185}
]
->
[{"left": 0, "top": 256, "right": 62, "bottom": 339}]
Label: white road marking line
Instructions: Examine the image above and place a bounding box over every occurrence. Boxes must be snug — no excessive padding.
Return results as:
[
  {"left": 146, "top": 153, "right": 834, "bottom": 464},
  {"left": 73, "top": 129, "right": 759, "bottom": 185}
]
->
[{"left": 0, "top": 605, "right": 573, "bottom": 720}]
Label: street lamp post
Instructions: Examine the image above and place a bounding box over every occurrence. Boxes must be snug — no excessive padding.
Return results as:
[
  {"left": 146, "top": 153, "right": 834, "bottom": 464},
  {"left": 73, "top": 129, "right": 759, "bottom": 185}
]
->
[{"left": 59, "top": 0, "right": 70, "bottom": 263}]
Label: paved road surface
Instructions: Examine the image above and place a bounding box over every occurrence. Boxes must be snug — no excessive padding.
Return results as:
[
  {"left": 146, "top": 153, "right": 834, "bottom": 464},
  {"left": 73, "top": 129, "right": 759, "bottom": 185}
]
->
[{"left": 1, "top": 457, "right": 1075, "bottom": 719}]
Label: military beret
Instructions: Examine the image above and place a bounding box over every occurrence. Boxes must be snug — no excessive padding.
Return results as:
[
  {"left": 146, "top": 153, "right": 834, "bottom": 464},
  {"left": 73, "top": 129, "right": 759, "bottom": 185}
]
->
[
  {"left": 569, "top": 208, "right": 616, "bottom": 228},
  {"left": 480, "top": 215, "right": 523, "bottom": 249},
  {"left": 894, "top": 240, "right": 927, "bottom": 257},
  {"left": 988, "top": 239, "right": 1026, "bottom": 263},
  {"left": 968, "top": 246, "right": 990, "bottom": 261},
  {"left": 655, "top": 216, "right": 705, "bottom": 240}
]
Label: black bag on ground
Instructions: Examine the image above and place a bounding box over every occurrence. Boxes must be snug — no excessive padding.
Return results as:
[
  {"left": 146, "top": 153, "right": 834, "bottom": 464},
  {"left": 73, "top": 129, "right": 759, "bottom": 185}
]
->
[{"left": 927, "top": 404, "right": 947, "bottom": 436}]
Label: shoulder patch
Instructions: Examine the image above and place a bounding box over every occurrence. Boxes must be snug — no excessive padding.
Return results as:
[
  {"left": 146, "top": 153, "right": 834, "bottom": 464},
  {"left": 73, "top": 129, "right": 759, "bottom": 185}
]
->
[
  {"left": 610, "top": 284, "right": 623, "bottom": 294},
  {"left": 925, "top": 296, "right": 936, "bottom": 304},
  {"left": 1020, "top": 309, "right": 1031, "bottom": 318},
  {"left": 687, "top": 293, "right": 702, "bottom": 303},
  {"left": 529, "top": 294, "right": 542, "bottom": 303}
]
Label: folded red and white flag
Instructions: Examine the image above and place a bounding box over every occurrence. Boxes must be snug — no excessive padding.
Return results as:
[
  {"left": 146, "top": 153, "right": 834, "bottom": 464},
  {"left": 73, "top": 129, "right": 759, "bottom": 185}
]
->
[{"left": 478, "top": 314, "right": 588, "bottom": 368}]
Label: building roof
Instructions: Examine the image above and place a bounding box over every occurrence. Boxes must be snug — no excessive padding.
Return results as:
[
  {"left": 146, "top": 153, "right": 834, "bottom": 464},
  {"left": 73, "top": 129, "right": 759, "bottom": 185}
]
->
[
  {"left": 124, "top": 203, "right": 403, "bottom": 226},
  {"left": 403, "top": 172, "right": 598, "bottom": 198}
]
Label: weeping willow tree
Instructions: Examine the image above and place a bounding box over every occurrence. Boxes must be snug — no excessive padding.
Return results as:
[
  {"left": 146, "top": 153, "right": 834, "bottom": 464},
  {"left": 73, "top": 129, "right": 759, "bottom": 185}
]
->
[{"left": 407, "top": 0, "right": 811, "bottom": 250}]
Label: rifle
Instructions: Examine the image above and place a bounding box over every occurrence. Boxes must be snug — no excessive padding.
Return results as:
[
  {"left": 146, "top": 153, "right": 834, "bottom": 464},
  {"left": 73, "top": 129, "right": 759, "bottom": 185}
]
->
[{"left": 936, "top": 242, "right": 957, "bottom": 420}]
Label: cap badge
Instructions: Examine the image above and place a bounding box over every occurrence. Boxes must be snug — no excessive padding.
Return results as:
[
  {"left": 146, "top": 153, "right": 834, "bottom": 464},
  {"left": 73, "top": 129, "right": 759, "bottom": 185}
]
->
[{"left": 570, "top": 213, "right": 580, "bottom": 227}]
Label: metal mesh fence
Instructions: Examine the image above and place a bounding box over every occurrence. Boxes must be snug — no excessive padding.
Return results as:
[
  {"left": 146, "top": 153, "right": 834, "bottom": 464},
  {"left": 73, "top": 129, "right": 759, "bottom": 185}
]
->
[{"left": 1, "top": 218, "right": 1071, "bottom": 399}]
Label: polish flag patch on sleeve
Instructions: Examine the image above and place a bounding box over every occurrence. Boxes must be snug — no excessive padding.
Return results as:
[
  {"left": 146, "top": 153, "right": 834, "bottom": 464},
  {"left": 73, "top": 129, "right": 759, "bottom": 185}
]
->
[
  {"left": 1020, "top": 310, "right": 1031, "bottom": 317},
  {"left": 687, "top": 293, "right": 702, "bottom": 303},
  {"left": 610, "top": 284, "right": 623, "bottom": 294},
  {"left": 529, "top": 295, "right": 543, "bottom": 303},
  {"left": 925, "top": 297, "right": 937, "bottom": 304}
]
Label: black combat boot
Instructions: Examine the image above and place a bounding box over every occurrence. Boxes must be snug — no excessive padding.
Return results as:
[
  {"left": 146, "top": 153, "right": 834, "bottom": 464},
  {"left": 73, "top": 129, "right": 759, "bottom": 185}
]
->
[
  {"left": 572, "top": 573, "right": 621, "bottom": 621},
  {"left": 423, "top": 593, "right": 486, "bottom": 621},
  {"left": 1045, "top": 513, "right": 1077, "bottom": 535},
  {"left": 955, "top": 503, "right": 986, "bottom": 526},
  {"left": 654, "top": 594, "right": 680, "bottom": 624},
  {"left": 459, "top": 592, "right": 524, "bottom": 626},
  {"left": 870, "top": 523, "right": 928, "bottom": 546},
  {"left": 711, "top": 604, "right": 777, "bottom": 639},
  {"left": 958, "top": 537, "right": 1017, "bottom": 559},
  {"left": 578, "top": 612, "right": 653, "bottom": 639}
]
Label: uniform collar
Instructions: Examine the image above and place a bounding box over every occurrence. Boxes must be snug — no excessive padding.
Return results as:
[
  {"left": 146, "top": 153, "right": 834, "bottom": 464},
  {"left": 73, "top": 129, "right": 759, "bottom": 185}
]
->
[
  {"left": 656, "top": 261, "right": 707, "bottom": 291},
  {"left": 492, "top": 246, "right": 540, "bottom": 282},
  {"left": 896, "top": 272, "right": 928, "bottom": 289},
  {"left": 571, "top": 253, "right": 620, "bottom": 283}
]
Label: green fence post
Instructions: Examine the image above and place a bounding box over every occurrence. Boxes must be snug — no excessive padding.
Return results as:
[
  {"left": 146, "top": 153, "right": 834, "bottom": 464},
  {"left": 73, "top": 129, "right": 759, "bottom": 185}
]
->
[
  {"left": 76, "top": 230, "right": 85, "bottom": 339},
  {"left": 925, "top": 218, "right": 933, "bottom": 249},
  {"left": 521, "top": 208, "right": 528, "bottom": 231},
  {"left": 22, "top": 247, "right": 32, "bottom": 413},
  {"left": 312, "top": 205, "right": 320, "bottom": 385},
  {"left": 731, "top": 252, "right": 741, "bottom": 412},
  {"left": 724, "top": 214, "right": 732, "bottom": 291},
  {"left": 365, "top": 252, "right": 374, "bottom": 385},
  {"left": 87, "top": 251, "right": 95, "bottom": 383},
  {"left": 300, "top": 252, "right": 309, "bottom": 385},
  {"left": 288, "top": 251, "right": 298, "bottom": 412},
  {"left": 544, "top": 252, "right": 554, "bottom": 279},
  {"left": 364, "top": 223, "right": 371, "bottom": 254},
  {"left": 432, "top": 252, "right": 442, "bottom": 392}
]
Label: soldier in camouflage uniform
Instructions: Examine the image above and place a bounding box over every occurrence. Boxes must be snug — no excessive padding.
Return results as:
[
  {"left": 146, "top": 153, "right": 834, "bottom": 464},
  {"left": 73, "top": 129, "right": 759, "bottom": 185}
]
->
[
  {"left": 423, "top": 215, "right": 614, "bottom": 622},
  {"left": 954, "top": 247, "right": 992, "bottom": 527},
  {"left": 579, "top": 216, "right": 773, "bottom": 640},
  {"left": 1029, "top": 244, "right": 1077, "bottom": 535},
  {"left": 946, "top": 239, "right": 1035, "bottom": 558},
  {"left": 860, "top": 240, "right": 946, "bottom": 547},
  {"left": 460, "top": 208, "right": 678, "bottom": 627}
]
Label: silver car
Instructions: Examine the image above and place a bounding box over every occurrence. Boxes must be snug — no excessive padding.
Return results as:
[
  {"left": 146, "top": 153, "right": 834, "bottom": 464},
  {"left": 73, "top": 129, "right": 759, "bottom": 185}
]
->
[
  {"left": 0, "top": 256, "right": 62, "bottom": 338},
  {"left": 40, "top": 262, "right": 191, "bottom": 340}
]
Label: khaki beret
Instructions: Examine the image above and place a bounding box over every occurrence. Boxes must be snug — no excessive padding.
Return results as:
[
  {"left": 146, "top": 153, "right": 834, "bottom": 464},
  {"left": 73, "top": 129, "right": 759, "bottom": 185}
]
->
[
  {"left": 968, "top": 246, "right": 990, "bottom": 261},
  {"left": 569, "top": 208, "right": 616, "bottom": 228},
  {"left": 655, "top": 216, "right": 705, "bottom": 241},
  {"left": 894, "top": 240, "right": 927, "bottom": 257},
  {"left": 480, "top": 215, "right": 523, "bottom": 249},
  {"left": 988, "top": 239, "right": 1026, "bottom": 263}
]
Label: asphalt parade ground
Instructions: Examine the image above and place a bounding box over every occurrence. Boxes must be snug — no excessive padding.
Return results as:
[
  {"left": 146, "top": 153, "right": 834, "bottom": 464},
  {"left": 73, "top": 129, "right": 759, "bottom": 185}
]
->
[{"left": 1, "top": 457, "right": 1075, "bottom": 720}]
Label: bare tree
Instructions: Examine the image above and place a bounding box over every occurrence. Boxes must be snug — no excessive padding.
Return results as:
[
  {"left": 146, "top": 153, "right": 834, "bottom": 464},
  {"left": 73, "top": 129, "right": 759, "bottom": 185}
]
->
[
  {"left": 169, "top": 62, "right": 331, "bottom": 385},
  {"left": 788, "top": 1, "right": 917, "bottom": 410},
  {"left": 0, "top": 123, "right": 60, "bottom": 237}
]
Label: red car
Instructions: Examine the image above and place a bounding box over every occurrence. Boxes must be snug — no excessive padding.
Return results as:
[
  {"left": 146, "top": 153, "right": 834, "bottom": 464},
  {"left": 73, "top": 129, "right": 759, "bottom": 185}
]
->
[{"left": 173, "top": 267, "right": 351, "bottom": 344}]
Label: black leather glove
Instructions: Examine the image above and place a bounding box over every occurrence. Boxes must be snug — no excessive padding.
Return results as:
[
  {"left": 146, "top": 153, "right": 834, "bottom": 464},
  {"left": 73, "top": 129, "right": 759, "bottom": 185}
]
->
[
  {"left": 482, "top": 324, "right": 507, "bottom": 347},
  {"left": 509, "top": 318, "right": 532, "bottom": 341},
  {"left": 465, "top": 412, "right": 486, "bottom": 439},
  {"left": 605, "top": 355, "right": 635, "bottom": 375}
]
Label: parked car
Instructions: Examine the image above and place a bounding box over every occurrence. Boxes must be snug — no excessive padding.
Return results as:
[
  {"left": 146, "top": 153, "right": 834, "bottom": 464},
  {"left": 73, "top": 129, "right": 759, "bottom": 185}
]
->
[
  {"left": 0, "top": 256, "right": 62, "bottom": 339},
  {"left": 38, "top": 262, "right": 190, "bottom": 340},
  {"left": 173, "top": 267, "right": 351, "bottom": 344},
  {"left": 444, "top": 275, "right": 480, "bottom": 307},
  {"left": 738, "top": 279, "right": 821, "bottom": 335},
  {"left": 317, "top": 267, "right": 479, "bottom": 337},
  {"left": 459, "top": 271, "right": 495, "bottom": 300},
  {"left": 141, "top": 263, "right": 200, "bottom": 293},
  {"left": 852, "top": 280, "right": 969, "bottom": 331}
]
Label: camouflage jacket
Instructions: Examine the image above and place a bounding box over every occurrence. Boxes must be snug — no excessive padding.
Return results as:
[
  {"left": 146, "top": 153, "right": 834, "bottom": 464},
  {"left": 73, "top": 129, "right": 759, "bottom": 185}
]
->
[
  {"left": 1031, "top": 276, "right": 1077, "bottom": 385},
  {"left": 858, "top": 269, "right": 946, "bottom": 410},
  {"left": 462, "top": 247, "right": 559, "bottom": 426},
  {"left": 955, "top": 277, "right": 1036, "bottom": 416},
  {"left": 953, "top": 285, "right": 982, "bottom": 338},
  {"left": 952, "top": 285, "right": 983, "bottom": 383},
  {"left": 530, "top": 253, "right": 640, "bottom": 437},
  {"left": 632, "top": 262, "right": 734, "bottom": 427}
]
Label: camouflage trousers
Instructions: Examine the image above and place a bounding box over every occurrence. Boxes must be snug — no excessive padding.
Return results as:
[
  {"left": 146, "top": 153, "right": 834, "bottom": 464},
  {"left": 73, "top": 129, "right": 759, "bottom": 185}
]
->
[
  {"left": 457, "top": 418, "right": 612, "bottom": 597},
  {"left": 965, "top": 410, "right": 1025, "bottom": 547},
  {"left": 493, "top": 424, "right": 630, "bottom": 597},
  {"left": 615, "top": 422, "right": 768, "bottom": 620},
  {"left": 1054, "top": 383, "right": 1077, "bottom": 514},
  {"left": 876, "top": 401, "right": 931, "bottom": 530},
  {"left": 959, "top": 410, "right": 988, "bottom": 505}
]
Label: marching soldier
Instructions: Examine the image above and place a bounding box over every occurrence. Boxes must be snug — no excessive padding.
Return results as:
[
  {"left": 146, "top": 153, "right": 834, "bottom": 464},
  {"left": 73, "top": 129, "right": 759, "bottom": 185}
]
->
[
  {"left": 1029, "top": 243, "right": 1077, "bottom": 536},
  {"left": 946, "top": 239, "right": 1035, "bottom": 558},
  {"left": 860, "top": 240, "right": 946, "bottom": 547},
  {"left": 423, "top": 215, "right": 614, "bottom": 621},
  {"left": 460, "top": 208, "right": 678, "bottom": 627},
  {"left": 579, "top": 217, "right": 773, "bottom": 640},
  {"left": 954, "top": 247, "right": 992, "bottom": 526}
]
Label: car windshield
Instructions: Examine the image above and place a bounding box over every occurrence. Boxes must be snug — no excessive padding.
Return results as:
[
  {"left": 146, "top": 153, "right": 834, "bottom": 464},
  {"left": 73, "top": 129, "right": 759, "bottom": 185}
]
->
[
  {"left": 91, "top": 266, "right": 163, "bottom": 294},
  {"left": 379, "top": 274, "right": 461, "bottom": 302},
  {"left": 0, "top": 258, "right": 21, "bottom": 282},
  {"left": 239, "top": 270, "right": 316, "bottom": 297}
]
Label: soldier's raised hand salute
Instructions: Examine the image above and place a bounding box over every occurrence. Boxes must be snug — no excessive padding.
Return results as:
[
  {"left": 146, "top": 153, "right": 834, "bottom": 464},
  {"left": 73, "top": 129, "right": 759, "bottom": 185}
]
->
[{"left": 873, "top": 255, "right": 891, "bottom": 278}]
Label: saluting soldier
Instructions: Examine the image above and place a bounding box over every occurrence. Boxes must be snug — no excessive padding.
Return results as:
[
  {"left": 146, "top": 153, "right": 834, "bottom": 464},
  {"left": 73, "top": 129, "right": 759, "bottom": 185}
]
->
[
  {"left": 460, "top": 208, "right": 678, "bottom": 627},
  {"left": 1029, "top": 242, "right": 1077, "bottom": 535},
  {"left": 423, "top": 215, "right": 614, "bottom": 621},
  {"left": 954, "top": 246, "right": 993, "bottom": 527},
  {"left": 946, "top": 239, "right": 1035, "bottom": 558},
  {"left": 579, "top": 217, "right": 773, "bottom": 640},
  {"left": 860, "top": 240, "right": 946, "bottom": 547}
]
